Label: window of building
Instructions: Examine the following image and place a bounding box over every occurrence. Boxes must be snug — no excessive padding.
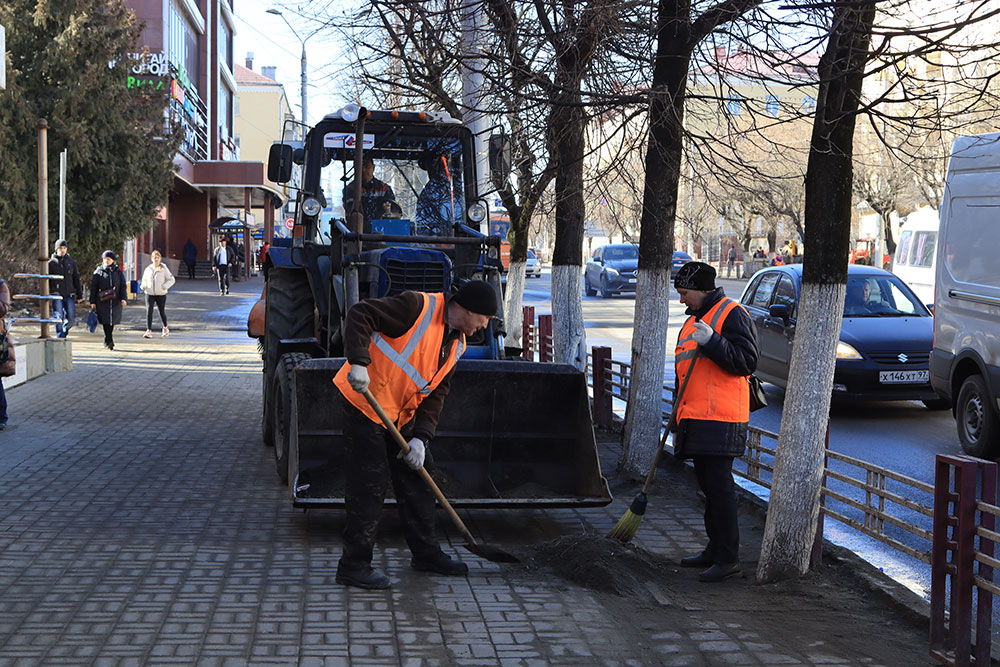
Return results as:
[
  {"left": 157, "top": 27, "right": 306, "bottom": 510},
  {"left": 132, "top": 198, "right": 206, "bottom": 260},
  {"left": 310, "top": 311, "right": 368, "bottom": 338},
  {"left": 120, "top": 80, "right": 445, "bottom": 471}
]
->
[
  {"left": 218, "top": 16, "right": 233, "bottom": 71},
  {"left": 726, "top": 95, "right": 742, "bottom": 116},
  {"left": 219, "top": 83, "right": 233, "bottom": 141},
  {"left": 168, "top": 0, "right": 200, "bottom": 94},
  {"left": 801, "top": 95, "right": 816, "bottom": 112},
  {"left": 766, "top": 94, "right": 780, "bottom": 117},
  {"left": 234, "top": 96, "right": 240, "bottom": 117}
]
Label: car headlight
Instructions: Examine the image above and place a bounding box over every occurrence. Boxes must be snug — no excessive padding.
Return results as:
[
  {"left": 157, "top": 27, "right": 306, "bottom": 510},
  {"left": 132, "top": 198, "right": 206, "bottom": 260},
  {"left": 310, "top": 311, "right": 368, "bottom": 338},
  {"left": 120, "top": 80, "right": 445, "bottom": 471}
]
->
[
  {"left": 301, "top": 197, "right": 322, "bottom": 217},
  {"left": 835, "top": 342, "right": 863, "bottom": 360},
  {"left": 605, "top": 267, "right": 619, "bottom": 277},
  {"left": 338, "top": 104, "right": 361, "bottom": 122},
  {"left": 467, "top": 201, "right": 487, "bottom": 223}
]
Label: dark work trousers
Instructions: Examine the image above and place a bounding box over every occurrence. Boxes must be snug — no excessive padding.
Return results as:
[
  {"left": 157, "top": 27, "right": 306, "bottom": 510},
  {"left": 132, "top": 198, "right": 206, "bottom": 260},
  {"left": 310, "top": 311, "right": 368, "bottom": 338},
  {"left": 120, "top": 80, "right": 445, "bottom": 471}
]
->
[
  {"left": 185, "top": 260, "right": 196, "bottom": 279},
  {"left": 146, "top": 294, "right": 167, "bottom": 329},
  {"left": 216, "top": 265, "right": 230, "bottom": 294},
  {"left": 692, "top": 455, "right": 740, "bottom": 564},
  {"left": 102, "top": 323, "right": 115, "bottom": 348},
  {"left": 339, "top": 402, "right": 439, "bottom": 569}
]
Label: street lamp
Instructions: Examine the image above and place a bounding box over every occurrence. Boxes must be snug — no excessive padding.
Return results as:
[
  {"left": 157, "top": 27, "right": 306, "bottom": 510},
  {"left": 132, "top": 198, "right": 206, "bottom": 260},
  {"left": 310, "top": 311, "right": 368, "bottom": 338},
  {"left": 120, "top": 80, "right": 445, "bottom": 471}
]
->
[{"left": 266, "top": 8, "right": 311, "bottom": 125}]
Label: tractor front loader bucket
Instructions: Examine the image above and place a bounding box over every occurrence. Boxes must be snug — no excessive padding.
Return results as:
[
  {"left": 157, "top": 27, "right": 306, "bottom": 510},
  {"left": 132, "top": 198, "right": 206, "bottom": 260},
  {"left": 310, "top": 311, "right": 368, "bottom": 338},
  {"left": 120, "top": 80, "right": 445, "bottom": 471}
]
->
[{"left": 288, "top": 358, "right": 612, "bottom": 508}]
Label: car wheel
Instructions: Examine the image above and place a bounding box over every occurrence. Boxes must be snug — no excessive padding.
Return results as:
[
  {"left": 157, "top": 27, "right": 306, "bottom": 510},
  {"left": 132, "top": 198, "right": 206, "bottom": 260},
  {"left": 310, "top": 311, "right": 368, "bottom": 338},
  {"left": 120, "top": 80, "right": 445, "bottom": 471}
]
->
[
  {"left": 584, "top": 275, "right": 596, "bottom": 297},
  {"left": 273, "top": 352, "right": 311, "bottom": 485},
  {"left": 956, "top": 374, "right": 999, "bottom": 458},
  {"left": 600, "top": 275, "right": 614, "bottom": 299},
  {"left": 922, "top": 397, "right": 950, "bottom": 411}
]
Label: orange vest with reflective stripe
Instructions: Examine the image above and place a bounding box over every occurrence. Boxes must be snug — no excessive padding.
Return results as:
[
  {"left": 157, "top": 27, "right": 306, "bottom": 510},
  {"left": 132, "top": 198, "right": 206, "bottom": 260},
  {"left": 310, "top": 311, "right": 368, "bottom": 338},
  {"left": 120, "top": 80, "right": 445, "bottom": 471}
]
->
[
  {"left": 333, "top": 292, "right": 466, "bottom": 427},
  {"left": 674, "top": 297, "right": 749, "bottom": 423}
]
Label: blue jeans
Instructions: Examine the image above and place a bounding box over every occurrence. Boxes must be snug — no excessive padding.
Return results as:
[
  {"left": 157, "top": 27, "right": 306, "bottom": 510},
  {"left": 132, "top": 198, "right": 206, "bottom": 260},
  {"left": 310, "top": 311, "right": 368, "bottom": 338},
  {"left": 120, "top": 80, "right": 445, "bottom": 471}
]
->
[
  {"left": 0, "top": 381, "right": 7, "bottom": 425},
  {"left": 53, "top": 297, "right": 76, "bottom": 337}
]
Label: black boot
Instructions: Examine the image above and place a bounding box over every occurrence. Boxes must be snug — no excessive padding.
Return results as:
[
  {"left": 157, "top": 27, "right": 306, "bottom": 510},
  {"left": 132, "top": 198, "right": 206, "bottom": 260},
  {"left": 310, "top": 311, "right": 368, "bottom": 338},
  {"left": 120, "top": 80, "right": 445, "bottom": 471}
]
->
[
  {"left": 679, "top": 552, "right": 713, "bottom": 568},
  {"left": 335, "top": 563, "right": 390, "bottom": 589},
  {"left": 698, "top": 562, "right": 741, "bottom": 583},
  {"left": 411, "top": 551, "right": 468, "bottom": 576}
]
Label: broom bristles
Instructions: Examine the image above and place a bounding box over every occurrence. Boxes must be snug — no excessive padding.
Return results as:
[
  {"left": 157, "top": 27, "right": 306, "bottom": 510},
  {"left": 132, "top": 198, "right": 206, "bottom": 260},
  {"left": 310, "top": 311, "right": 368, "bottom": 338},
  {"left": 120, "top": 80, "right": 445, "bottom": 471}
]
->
[{"left": 606, "top": 492, "right": 648, "bottom": 543}]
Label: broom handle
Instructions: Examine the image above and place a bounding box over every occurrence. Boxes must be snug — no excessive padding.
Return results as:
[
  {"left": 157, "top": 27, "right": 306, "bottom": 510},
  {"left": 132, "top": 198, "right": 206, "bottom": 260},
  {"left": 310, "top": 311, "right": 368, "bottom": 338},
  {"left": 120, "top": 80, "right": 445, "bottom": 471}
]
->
[
  {"left": 640, "top": 347, "right": 700, "bottom": 494},
  {"left": 361, "top": 388, "right": 479, "bottom": 546}
]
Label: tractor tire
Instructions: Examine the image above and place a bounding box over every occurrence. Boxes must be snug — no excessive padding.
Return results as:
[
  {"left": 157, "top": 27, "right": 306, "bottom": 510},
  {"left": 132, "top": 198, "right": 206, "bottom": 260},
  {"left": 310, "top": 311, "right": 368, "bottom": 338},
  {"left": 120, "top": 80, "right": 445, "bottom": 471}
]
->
[
  {"left": 584, "top": 276, "right": 596, "bottom": 297},
  {"left": 956, "top": 374, "right": 1000, "bottom": 459},
  {"left": 273, "top": 352, "right": 311, "bottom": 485},
  {"left": 262, "top": 268, "right": 314, "bottom": 448}
]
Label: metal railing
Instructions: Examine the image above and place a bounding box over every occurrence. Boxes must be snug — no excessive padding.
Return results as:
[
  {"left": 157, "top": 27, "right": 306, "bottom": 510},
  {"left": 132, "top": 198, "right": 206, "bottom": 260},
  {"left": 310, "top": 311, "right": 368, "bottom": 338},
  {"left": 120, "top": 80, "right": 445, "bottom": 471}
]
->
[{"left": 11, "top": 273, "right": 64, "bottom": 336}]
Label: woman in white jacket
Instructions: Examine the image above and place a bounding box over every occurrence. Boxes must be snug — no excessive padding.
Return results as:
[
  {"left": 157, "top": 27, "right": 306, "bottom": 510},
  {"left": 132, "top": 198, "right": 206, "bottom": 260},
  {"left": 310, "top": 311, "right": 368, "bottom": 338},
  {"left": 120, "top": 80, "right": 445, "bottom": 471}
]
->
[{"left": 140, "top": 249, "right": 176, "bottom": 338}]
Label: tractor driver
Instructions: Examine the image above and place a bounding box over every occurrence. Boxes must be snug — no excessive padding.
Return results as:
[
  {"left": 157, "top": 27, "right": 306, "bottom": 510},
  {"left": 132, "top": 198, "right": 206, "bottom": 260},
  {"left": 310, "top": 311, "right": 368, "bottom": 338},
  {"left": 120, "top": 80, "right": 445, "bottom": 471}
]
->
[
  {"left": 342, "top": 154, "right": 398, "bottom": 231},
  {"left": 332, "top": 280, "right": 499, "bottom": 589}
]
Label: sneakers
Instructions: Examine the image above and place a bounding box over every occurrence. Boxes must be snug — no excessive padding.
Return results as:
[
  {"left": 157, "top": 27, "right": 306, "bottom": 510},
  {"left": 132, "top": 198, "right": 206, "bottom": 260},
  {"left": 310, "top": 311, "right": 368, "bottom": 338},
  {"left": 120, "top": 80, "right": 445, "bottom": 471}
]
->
[
  {"left": 143, "top": 330, "right": 153, "bottom": 338},
  {"left": 162, "top": 327, "right": 169, "bottom": 337},
  {"left": 411, "top": 551, "right": 469, "bottom": 576},
  {"left": 698, "top": 562, "right": 742, "bottom": 583},
  {"left": 335, "top": 564, "right": 390, "bottom": 590},
  {"left": 679, "top": 552, "right": 714, "bottom": 568}
]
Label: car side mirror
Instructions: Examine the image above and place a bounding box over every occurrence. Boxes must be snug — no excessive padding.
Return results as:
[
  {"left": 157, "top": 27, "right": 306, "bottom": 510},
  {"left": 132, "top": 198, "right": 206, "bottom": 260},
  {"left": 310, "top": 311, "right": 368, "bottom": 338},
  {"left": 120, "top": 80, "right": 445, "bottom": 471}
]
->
[
  {"left": 768, "top": 303, "right": 791, "bottom": 326},
  {"left": 268, "top": 143, "right": 294, "bottom": 183}
]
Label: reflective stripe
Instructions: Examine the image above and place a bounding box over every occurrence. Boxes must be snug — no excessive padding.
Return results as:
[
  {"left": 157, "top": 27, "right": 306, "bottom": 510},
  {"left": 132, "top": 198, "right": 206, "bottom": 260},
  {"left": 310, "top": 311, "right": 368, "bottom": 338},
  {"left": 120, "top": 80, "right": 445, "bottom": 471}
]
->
[
  {"left": 370, "top": 294, "right": 439, "bottom": 392},
  {"left": 675, "top": 349, "right": 698, "bottom": 363}
]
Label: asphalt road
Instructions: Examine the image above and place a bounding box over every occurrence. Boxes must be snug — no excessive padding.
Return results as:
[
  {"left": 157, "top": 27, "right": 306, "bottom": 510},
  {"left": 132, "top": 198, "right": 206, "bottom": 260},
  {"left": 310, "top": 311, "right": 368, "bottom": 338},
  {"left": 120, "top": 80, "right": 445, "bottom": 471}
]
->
[{"left": 517, "top": 266, "right": 964, "bottom": 599}]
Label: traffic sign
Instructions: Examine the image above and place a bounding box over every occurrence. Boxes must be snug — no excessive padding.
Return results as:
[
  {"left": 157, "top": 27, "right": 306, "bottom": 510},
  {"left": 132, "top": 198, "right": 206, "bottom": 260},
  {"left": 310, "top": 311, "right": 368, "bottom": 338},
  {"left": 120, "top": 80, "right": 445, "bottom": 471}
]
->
[{"left": 284, "top": 217, "right": 295, "bottom": 230}]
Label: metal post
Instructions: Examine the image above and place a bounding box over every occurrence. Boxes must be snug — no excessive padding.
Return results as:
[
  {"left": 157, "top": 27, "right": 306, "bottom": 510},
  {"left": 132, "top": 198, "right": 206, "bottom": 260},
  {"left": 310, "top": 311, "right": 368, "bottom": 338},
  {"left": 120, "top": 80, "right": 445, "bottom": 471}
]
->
[
  {"left": 300, "top": 41, "right": 307, "bottom": 126},
  {"left": 810, "top": 422, "right": 830, "bottom": 569},
  {"left": 931, "top": 456, "right": 955, "bottom": 657},
  {"left": 521, "top": 305, "right": 534, "bottom": 361},
  {"left": 37, "top": 119, "right": 51, "bottom": 339},
  {"left": 592, "top": 346, "right": 612, "bottom": 429},
  {"left": 58, "top": 148, "right": 66, "bottom": 241}
]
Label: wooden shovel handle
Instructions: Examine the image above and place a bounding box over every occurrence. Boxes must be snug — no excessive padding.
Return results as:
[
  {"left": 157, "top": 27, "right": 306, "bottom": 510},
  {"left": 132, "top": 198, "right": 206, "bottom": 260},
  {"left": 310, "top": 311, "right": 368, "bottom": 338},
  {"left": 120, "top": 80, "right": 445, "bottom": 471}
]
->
[
  {"left": 641, "top": 348, "right": 700, "bottom": 494},
  {"left": 361, "top": 388, "right": 479, "bottom": 546}
]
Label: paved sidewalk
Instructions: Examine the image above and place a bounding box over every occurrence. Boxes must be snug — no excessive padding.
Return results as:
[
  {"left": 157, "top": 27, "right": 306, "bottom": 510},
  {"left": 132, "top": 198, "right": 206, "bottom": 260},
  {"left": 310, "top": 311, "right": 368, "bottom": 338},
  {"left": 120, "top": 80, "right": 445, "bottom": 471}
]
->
[{"left": 0, "top": 277, "right": 931, "bottom": 666}]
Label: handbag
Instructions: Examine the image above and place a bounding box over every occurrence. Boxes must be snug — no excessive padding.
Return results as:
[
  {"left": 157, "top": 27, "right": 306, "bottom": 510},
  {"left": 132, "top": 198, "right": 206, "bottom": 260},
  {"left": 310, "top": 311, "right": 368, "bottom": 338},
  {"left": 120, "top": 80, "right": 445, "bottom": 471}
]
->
[
  {"left": 98, "top": 287, "right": 116, "bottom": 302},
  {"left": 86, "top": 310, "right": 99, "bottom": 333},
  {"left": 748, "top": 374, "right": 767, "bottom": 412},
  {"left": 0, "top": 322, "right": 14, "bottom": 378}
]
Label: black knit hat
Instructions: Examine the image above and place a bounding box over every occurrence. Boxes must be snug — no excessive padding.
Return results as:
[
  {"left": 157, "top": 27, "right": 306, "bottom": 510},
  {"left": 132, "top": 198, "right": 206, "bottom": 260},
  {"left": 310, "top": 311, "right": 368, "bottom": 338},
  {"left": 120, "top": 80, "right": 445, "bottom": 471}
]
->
[
  {"left": 674, "top": 261, "right": 716, "bottom": 291},
  {"left": 452, "top": 280, "right": 498, "bottom": 316},
  {"left": 102, "top": 250, "right": 118, "bottom": 261}
]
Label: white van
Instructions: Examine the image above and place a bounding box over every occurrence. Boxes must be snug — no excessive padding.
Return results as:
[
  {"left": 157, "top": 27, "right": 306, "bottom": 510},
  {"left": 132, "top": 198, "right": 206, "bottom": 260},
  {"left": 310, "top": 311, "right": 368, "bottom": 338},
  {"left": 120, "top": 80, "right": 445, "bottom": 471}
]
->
[
  {"left": 930, "top": 132, "right": 1000, "bottom": 458},
  {"left": 892, "top": 207, "right": 938, "bottom": 307}
]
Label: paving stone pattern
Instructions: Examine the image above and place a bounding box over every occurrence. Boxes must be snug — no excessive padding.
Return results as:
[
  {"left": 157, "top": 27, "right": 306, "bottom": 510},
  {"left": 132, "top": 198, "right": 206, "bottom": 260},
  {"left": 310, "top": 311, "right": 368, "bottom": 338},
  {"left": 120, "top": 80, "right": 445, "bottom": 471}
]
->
[{"left": 0, "top": 280, "right": 930, "bottom": 665}]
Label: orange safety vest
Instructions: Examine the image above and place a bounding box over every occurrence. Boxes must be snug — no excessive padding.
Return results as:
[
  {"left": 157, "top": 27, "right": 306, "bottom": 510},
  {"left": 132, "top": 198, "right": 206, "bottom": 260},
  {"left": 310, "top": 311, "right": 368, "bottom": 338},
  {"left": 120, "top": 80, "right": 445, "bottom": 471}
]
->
[
  {"left": 674, "top": 297, "right": 749, "bottom": 423},
  {"left": 333, "top": 292, "right": 466, "bottom": 428}
]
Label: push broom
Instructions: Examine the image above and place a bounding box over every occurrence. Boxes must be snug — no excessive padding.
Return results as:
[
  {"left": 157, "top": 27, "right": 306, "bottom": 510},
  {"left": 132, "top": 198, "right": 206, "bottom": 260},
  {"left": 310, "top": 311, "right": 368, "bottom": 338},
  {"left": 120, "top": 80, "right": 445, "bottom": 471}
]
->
[{"left": 607, "top": 348, "right": 699, "bottom": 543}]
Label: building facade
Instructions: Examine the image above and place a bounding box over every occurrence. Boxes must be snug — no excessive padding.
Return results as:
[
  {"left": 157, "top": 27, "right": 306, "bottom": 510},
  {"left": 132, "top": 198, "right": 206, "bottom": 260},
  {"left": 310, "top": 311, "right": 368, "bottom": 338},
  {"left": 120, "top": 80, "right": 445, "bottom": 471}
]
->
[{"left": 125, "top": 0, "right": 284, "bottom": 274}]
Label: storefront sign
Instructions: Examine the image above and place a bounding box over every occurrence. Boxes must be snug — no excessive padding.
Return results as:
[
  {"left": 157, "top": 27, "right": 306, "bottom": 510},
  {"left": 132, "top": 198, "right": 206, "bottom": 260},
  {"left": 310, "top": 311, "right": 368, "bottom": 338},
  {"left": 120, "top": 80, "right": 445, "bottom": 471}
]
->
[{"left": 128, "top": 52, "right": 170, "bottom": 76}]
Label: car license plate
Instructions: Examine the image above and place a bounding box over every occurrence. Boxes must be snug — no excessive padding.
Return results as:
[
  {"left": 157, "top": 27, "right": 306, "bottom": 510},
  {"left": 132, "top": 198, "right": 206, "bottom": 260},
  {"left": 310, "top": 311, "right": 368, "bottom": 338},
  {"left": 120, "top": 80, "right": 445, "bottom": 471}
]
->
[
  {"left": 879, "top": 369, "right": 929, "bottom": 384},
  {"left": 628, "top": 278, "right": 637, "bottom": 284}
]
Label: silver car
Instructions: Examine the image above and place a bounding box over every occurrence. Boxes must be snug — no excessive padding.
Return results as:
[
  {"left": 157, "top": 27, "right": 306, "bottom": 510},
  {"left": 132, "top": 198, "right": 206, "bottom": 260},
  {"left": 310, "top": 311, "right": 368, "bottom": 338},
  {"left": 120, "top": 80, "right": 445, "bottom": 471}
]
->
[{"left": 525, "top": 249, "right": 541, "bottom": 278}]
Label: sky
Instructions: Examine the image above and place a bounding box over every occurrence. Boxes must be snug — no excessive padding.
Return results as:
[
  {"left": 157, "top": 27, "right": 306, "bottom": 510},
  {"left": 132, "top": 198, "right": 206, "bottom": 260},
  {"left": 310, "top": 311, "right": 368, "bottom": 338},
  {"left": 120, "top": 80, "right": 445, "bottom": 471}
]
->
[{"left": 232, "top": 0, "right": 350, "bottom": 126}]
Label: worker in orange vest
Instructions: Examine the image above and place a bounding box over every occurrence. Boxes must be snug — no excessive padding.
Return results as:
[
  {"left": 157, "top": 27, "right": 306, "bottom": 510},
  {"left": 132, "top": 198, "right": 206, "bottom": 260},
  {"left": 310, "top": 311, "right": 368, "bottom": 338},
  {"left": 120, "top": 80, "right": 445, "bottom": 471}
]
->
[
  {"left": 672, "top": 262, "right": 759, "bottom": 583},
  {"left": 331, "top": 280, "right": 498, "bottom": 589}
]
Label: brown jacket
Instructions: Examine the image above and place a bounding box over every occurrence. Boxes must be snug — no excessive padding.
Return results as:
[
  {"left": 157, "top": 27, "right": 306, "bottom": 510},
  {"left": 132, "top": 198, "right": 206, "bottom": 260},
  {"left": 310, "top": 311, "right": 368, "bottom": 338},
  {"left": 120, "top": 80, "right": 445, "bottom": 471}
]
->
[
  {"left": 344, "top": 291, "right": 462, "bottom": 441},
  {"left": 0, "top": 279, "right": 9, "bottom": 320}
]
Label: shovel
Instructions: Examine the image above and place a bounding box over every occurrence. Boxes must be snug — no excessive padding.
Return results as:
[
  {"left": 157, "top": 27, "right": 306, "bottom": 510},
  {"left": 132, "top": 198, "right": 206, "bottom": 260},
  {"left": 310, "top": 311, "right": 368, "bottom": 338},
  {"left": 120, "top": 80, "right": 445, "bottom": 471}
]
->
[{"left": 361, "top": 388, "right": 520, "bottom": 564}]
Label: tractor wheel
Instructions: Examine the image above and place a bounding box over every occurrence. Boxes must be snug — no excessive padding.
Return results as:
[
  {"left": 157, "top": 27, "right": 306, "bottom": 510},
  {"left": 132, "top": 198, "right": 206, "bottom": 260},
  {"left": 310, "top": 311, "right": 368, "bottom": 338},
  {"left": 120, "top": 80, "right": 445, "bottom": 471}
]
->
[
  {"left": 273, "top": 352, "right": 311, "bottom": 485},
  {"left": 262, "top": 268, "right": 314, "bottom": 448}
]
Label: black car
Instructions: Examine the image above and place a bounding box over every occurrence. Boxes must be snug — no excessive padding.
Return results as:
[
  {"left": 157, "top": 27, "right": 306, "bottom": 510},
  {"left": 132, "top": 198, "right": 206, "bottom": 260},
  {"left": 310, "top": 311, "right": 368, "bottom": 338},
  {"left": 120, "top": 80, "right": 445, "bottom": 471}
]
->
[
  {"left": 739, "top": 264, "right": 947, "bottom": 408},
  {"left": 584, "top": 243, "right": 639, "bottom": 298},
  {"left": 671, "top": 250, "right": 692, "bottom": 278}
]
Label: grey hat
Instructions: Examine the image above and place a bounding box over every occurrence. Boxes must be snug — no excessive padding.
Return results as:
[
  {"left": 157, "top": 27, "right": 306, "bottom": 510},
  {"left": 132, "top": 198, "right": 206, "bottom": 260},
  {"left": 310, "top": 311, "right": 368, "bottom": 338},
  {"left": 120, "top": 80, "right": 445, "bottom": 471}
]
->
[
  {"left": 54, "top": 239, "right": 67, "bottom": 250},
  {"left": 674, "top": 261, "right": 716, "bottom": 291}
]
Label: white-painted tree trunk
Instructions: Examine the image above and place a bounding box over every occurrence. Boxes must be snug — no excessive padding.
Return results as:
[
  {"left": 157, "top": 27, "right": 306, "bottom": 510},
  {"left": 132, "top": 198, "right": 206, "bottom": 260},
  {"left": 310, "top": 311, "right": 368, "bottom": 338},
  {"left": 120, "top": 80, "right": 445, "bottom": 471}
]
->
[
  {"left": 503, "top": 261, "right": 527, "bottom": 348},
  {"left": 551, "top": 264, "right": 587, "bottom": 370},
  {"left": 756, "top": 282, "right": 846, "bottom": 583},
  {"left": 620, "top": 267, "right": 671, "bottom": 476}
]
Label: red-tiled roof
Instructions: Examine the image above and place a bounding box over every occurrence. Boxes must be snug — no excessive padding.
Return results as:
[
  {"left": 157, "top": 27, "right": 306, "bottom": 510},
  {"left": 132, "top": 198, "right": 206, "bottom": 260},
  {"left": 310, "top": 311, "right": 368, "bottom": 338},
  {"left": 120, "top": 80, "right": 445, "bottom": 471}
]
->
[{"left": 235, "top": 63, "right": 277, "bottom": 84}]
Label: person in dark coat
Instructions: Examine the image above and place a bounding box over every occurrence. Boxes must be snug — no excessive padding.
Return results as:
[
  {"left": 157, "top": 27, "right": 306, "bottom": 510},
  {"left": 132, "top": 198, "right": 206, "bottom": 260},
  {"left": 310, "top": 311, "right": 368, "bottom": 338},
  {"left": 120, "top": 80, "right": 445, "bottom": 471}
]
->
[
  {"left": 89, "top": 251, "right": 128, "bottom": 350},
  {"left": 182, "top": 239, "right": 197, "bottom": 280},
  {"left": 48, "top": 239, "right": 83, "bottom": 338},
  {"left": 672, "top": 261, "right": 759, "bottom": 583}
]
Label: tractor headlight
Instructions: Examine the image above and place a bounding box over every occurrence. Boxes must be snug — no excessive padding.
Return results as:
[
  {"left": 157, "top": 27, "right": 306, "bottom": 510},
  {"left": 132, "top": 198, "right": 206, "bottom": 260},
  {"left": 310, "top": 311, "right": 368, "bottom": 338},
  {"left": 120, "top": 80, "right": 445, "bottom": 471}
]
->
[
  {"left": 338, "top": 104, "right": 361, "bottom": 122},
  {"left": 301, "top": 197, "right": 322, "bottom": 217},
  {"left": 487, "top": 247, "right": 498, "bottom": 259},
  {"left": 467, "top": 201, "right": 487, "bottom": 223}
]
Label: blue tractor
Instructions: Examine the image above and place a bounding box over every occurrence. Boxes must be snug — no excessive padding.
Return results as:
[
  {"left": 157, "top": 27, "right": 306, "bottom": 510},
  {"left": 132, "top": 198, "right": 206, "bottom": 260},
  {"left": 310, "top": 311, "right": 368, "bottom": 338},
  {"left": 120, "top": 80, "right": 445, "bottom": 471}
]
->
[{"left": 250, "top": 105, "right": 610, "bottom": 509}]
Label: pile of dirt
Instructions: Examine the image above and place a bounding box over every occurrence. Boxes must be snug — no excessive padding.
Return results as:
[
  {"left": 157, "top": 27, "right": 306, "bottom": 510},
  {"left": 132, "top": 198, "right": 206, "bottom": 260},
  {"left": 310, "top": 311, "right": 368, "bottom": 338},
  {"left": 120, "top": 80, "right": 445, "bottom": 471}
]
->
[{"left": 517, "top": 533, "right": 673, "bottom": 597}]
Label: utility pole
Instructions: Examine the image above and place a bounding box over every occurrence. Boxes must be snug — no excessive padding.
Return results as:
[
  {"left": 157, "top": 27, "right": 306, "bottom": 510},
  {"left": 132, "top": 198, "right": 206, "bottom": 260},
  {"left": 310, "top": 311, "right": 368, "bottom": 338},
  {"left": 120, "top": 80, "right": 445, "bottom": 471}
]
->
[
  {"left": 460, "top": 0, "right": 490, "bottom": 228},
  {"left": 37, "top": 120, "right": 51, "bottom": 339},
  {"left": 266, "top": 9, "right": 311, "bottom": 125},
  {"left": 59, "top": 149, "right": 67, "bottom": 241}
]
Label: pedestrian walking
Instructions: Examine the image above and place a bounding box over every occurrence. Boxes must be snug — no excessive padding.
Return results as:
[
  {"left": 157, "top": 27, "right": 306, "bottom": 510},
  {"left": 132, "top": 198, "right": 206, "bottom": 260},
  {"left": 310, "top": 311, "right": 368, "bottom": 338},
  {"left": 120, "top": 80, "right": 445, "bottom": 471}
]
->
[
  {"left": 48, "top": 239, "right": 83, "bottom": 338},
  {"left": 726, "top": 246, "right": 737, "bottom": 278},
  {"left": 182, "top": 238, "right": 197, "bottom": 280},
  {"left": 332, "top": 280, "right": 499, "bottom": 589},
  {"left": 140, "top": 249, "right": 175, "bottom": 338},
  {"left": 672, "top": 262, "right": 759, "bottom": 583},
  {"left": 0, "top": 276, "right": 13, "bottom": 430},
  {"left": 89, "top": 251, "right": 128, "bottom": 351},
  {"left": 212, "top": 237, "right": 233, "bottom": 295}
]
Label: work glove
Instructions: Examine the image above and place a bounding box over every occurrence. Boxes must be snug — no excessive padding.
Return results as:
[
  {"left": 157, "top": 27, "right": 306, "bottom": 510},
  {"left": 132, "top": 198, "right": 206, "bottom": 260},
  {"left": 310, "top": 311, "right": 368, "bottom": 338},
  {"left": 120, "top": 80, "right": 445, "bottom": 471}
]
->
[
  {"left": 398, "top": 437, "right": 425, "bottom": 470},
  {"left": 347, "top": 364, "right": 370, "bottom": 392},
  {"left": 691, "top": 320, "right": 714, "bottom": 345}
]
